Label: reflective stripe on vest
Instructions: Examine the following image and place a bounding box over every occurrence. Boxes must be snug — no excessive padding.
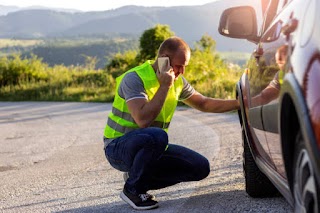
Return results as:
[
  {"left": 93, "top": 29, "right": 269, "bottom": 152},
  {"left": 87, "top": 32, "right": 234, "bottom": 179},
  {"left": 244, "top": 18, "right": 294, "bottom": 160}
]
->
[
  {"left": 108, "top": 107, "right": 170, "bottom": 134},
  {"left": 104, "top": 60, "right": 183, "bottom": 139}
]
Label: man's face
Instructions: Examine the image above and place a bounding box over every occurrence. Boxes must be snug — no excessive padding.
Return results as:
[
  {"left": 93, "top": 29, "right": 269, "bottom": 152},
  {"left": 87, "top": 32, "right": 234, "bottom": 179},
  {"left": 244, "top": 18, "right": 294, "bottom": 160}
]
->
[{"left": 170, "top": 50, "right": 190, "bottom": 80}]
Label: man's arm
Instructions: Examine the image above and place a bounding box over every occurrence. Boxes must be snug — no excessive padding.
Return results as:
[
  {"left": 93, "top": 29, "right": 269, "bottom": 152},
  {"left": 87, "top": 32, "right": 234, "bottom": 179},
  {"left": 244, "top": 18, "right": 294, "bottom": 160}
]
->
[
  {"left": 127, "top": 86, "right": 169, "bottom": 128},
  {"left": 127, "top": 70, "right": 175, "bottom": 128},
  {"left": 183, "top": 91, "right": 240, "bottom": 113}
]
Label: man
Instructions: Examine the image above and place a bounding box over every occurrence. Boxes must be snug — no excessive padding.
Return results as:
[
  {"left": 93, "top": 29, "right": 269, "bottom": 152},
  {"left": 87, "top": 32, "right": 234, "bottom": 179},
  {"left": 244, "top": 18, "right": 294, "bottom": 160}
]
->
[{"left": 103, "top": 36, "right": 239, "bottom": 210}]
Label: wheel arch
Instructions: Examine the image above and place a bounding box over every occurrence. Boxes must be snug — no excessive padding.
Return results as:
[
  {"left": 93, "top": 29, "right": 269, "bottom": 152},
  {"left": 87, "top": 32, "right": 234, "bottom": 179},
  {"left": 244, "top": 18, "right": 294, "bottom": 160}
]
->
[
  {"left": 280, "top": 73, "right": 320, "bottom": 193},
  {"left": 236, "top": 81, "right": 244, "bottom": 127},
  {"left": 236, "top": 76, "right": 259, "bottom": 160},
  {"left": 280, "top": 92, "right": 299, "bottom": 192}
]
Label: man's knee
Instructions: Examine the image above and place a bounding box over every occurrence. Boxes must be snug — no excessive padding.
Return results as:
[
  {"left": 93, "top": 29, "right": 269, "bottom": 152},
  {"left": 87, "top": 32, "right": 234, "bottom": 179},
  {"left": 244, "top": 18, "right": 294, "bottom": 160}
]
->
[
  {"left": 147, "top": 127, "right": 169, "bottom": 151},
  {"left": 194, "top": 158, "right": 210, "bottom": 180}
]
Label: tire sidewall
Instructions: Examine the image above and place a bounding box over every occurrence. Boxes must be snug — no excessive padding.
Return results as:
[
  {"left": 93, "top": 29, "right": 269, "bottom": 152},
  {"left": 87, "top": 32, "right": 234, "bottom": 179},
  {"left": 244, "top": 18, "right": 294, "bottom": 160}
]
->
[{"left": 293, "top": 131, "right": 319, "bottom": 213}]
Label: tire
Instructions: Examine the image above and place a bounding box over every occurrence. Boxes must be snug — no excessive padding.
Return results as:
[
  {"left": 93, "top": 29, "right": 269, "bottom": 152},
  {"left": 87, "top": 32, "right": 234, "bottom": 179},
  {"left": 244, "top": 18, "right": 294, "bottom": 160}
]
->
[
  {"left": 242, "top": 130, "right": 279, "bottom": 197},
  {"left": 293, "top": 131, "right": 319, "bottom": 213}
]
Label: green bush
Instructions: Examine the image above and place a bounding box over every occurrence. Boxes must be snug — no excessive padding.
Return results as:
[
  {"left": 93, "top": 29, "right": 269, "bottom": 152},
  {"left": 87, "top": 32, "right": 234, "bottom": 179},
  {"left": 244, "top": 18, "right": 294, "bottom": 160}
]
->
[
  {"left": 0, "top": 55, "right": 115, "bottom": 102},
  {"left": 0, "top": 54, "right": 49, "bottom": 87},
  {"left": 184, "top": 34, "right": 241, "bottom": 98},
  {"left": 0, "top": 27, "right": 242, "bottom": 102}
]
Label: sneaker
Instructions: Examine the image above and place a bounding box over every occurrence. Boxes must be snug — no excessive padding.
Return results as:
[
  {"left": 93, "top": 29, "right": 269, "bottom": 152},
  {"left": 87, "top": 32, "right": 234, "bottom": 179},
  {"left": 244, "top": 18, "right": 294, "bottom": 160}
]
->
[
  {"left": 122, "top": 173, "right": 155, "bottom": 200},
  {"left": 120, "top": 188, "right": 158, "bottom": 210}
]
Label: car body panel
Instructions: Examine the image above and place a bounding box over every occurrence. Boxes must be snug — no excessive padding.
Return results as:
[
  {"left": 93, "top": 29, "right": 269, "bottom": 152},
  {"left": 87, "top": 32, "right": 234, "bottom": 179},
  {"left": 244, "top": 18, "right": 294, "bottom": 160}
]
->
[{"left": 219, "top": 0, "right": 320, "bottom": 209}]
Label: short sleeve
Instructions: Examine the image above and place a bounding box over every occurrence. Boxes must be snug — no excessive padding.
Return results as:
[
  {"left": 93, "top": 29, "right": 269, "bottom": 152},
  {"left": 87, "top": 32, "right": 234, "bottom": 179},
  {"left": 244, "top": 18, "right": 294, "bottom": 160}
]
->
[
  {"left": 118, "top": 72, "right": 148, "bottom": 101},
  {"left": 179, "top": 76, "right": 195, "bottom": 101}
]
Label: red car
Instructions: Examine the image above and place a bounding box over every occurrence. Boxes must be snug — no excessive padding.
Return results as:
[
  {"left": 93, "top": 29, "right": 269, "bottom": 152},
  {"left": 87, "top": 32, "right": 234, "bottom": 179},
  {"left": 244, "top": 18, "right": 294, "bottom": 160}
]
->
[{"left": 218, "top": 0, "right": 320, "bottom": 212}]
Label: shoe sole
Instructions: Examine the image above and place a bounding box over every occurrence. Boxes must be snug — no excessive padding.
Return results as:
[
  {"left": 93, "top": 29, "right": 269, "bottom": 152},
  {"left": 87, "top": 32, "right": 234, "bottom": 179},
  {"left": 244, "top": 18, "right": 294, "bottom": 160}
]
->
[{"left": 120, "top": 191, "right": 159, "bottom": 210}]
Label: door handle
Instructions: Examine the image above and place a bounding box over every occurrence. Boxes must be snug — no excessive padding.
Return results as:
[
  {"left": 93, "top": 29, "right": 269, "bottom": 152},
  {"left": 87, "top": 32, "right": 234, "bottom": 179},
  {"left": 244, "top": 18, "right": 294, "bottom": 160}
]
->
[
  {"left": 282, "top": 18, "right": 298, "bottom": 36},
  {"left": 282, "top": 12, "right": 298, "bottom": 42}
]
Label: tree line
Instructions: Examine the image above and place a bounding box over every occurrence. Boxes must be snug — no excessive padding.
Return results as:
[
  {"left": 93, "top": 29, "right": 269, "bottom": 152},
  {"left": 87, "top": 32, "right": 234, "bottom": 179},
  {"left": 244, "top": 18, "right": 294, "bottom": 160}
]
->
[{"left": 0, "top": 24, "right": 242, "bottom": 102}]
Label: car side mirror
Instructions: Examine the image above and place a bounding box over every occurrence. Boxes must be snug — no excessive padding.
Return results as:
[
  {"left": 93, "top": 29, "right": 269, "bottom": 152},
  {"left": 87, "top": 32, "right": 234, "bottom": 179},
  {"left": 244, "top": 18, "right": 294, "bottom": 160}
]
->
[{"left": 218, "top": 6, "right": 259, "bottom": 43}]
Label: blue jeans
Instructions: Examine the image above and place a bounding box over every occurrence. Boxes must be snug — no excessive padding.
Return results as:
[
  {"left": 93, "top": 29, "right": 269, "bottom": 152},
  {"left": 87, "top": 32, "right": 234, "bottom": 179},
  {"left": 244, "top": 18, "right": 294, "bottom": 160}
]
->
[{"left": 104, "top": 127, "right": 210, "bottom": 195}]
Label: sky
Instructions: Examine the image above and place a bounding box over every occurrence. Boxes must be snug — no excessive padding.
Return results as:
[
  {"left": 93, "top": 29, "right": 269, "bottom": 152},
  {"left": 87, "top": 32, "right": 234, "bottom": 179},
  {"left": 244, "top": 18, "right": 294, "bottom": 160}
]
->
[{"left": 0, "top": 0, "right": 218, "bottom": 12}]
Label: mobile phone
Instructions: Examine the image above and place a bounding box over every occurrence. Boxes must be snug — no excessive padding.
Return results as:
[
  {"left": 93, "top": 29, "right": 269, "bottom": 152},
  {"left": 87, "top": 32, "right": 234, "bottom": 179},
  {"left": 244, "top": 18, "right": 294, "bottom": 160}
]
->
[{"left": 158, "top": 57, "right": 170, "bottom": 73}]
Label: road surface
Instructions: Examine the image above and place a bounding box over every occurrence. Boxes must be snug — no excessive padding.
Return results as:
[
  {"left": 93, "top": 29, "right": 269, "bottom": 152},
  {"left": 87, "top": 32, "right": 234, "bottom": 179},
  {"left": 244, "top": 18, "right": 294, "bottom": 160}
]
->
[{"left": 0, "top": 102, "right": 292, "bottom": 212}]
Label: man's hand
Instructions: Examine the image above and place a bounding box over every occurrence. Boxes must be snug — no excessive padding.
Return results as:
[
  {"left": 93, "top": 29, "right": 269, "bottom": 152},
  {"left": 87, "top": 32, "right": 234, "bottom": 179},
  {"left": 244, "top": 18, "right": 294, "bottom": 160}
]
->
[
  {"left": 183, "top": 92, "right": 240, "bottom": 113},
  {"left": 156, "top": 68, "right": 175, "bottom": 89}
]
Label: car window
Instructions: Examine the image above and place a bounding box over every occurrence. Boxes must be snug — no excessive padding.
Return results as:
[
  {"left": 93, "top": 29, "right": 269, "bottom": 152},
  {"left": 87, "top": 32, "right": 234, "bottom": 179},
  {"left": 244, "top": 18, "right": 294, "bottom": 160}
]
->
[
  {"left": 261, "top": 21, "right": 282, "bottom": 42},
  {"left": 278, "top": 0, "right": 288, "bottom": 10},
  {"left": 262, "top": 0, "right": 280, "bottom": 33},
  {"left": 276, "top": 0, "right": 290, "bottom": 13}
]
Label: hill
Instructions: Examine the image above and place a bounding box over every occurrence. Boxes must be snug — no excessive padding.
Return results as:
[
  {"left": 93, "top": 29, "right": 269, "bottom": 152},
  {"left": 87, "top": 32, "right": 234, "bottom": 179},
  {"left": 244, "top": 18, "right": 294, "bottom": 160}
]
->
[{"left": 0, "top": 0, "right": 260, "bottom": 52}]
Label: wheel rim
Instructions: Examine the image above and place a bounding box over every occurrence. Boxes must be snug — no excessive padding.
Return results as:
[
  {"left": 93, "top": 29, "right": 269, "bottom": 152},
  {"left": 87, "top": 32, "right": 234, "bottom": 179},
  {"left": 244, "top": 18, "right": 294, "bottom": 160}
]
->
[{"left": 294, "top": 149, "right": 318, "bottom": 213}]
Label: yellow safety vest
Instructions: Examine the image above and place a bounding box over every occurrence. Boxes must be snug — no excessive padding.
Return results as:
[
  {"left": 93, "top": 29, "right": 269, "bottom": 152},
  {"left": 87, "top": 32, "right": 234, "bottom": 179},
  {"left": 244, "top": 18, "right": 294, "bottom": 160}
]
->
[{"left": 104, "top": 60, "right": 183, "bottom": 139}]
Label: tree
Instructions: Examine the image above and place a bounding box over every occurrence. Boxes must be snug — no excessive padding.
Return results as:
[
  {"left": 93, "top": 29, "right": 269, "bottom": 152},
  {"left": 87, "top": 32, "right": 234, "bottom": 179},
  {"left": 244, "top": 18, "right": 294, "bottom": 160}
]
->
[
  {"left": 82, "top": 55, "right": 99, "bottom": 70},
  {"left": 106, "top": 24, "right": 175, "bottom": 75},
  {"left": 137, "top": 24, "right": 175, "bottom": 62},
  {"left": 185, "top": 34, "right": 226, "bottom": 85},
  {"left": 194, "top": 33, "right": 216, "bottom": 53},
  {"left": 105, "top": 50, "right": 138, "bottom": 78}
]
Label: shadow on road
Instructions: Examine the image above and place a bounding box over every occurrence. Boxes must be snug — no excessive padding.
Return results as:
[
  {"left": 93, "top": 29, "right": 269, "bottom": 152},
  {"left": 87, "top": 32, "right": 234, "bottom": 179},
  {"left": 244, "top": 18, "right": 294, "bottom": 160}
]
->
[{"left": 56, "top": 190, "right": 291, "bottom": 213}]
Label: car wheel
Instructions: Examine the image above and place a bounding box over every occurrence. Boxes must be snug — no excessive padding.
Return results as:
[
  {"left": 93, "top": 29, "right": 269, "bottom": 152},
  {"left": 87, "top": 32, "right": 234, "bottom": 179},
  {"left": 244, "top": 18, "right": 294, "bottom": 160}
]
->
[
  {"left": 293, "top": 131, "right": 319, "bottom": 213},
  {"left": 242, "top": 130, "right": 279, "bottom": 197}
]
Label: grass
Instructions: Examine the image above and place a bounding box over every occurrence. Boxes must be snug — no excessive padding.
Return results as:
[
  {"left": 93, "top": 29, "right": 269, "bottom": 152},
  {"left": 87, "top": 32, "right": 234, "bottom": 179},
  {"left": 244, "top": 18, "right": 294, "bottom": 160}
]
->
[{"left": 0, "top": 39, "right": 44, "bottom": 48}]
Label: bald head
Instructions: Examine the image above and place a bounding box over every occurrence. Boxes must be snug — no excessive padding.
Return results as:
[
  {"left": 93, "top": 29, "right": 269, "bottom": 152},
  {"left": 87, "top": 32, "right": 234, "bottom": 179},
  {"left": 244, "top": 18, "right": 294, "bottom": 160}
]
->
[
  {"left": 155, "top": 36, "right": 191, "bottom": 80},
  {"left": 158, "top": 36, "right": 190, "bottom": 58}
]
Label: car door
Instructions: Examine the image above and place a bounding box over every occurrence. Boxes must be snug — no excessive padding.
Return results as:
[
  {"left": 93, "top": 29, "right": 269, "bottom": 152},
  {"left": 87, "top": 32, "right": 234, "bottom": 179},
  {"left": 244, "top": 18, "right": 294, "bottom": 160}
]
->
[
  {"left": 245, "top": 0, "right": 282, "bottom": 169},
  {"left": 262, "top": 0, "right": 303, "bottom": 179},
  {"left": 258, "top": 20, "right": 287, "bottom": 178}
]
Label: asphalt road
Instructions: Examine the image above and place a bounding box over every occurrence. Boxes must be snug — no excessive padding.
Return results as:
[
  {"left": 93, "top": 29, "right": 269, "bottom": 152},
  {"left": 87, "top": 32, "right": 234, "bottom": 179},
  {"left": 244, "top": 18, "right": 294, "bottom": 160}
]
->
[{"left": 0, "top": 102, "right": 293, "bottom": 213}]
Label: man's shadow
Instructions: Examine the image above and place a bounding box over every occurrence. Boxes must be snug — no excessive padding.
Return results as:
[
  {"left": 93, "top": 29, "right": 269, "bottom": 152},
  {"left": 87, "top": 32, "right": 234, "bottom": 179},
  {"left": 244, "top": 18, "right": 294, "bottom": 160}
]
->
[{"left": 56, "top": 189, "right": 291, "bottom": 213}]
